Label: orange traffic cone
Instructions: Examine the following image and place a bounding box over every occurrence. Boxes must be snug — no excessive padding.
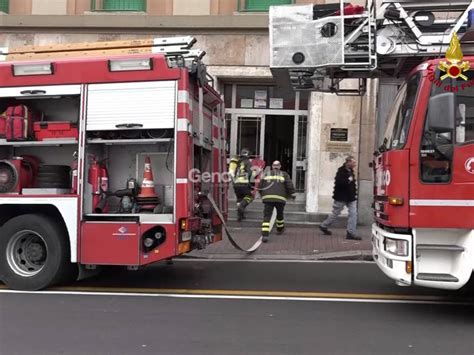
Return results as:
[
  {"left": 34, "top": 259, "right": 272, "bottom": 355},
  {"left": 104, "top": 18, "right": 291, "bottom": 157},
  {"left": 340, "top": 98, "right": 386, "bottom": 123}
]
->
[{"left": 136, "top": 156, "right": 160, "bottom": 210}]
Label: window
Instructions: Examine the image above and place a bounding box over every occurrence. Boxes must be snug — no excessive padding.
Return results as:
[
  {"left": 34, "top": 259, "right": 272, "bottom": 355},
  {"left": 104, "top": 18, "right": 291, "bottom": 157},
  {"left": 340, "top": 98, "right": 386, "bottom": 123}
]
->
[
  {"left": 420, "top": 70, "right": 474, "bottom": 183},
  {"left": 0, "top": 0, "right": 8, "bottom": 13},
  {"left": 237, "top": 116, "right": 261, "bottom": 158},
  {"left": 239, "top": 0, "right": 293, "bottom": 12},
  {"left": 91, "top": 0, "right": 146, "bottom": 12},
  {"left": 380, "top": 74, "right": 420, "bottom": 152},
  {"left": 235, "top": 85, "right": 296, "bottom": 109}
]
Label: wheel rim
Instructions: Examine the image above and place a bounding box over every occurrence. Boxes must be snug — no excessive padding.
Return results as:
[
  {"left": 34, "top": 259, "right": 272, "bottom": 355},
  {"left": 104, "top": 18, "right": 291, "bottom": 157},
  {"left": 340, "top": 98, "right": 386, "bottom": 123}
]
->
[{"left": 6, "top": 230, "right": 48, "bottom": 277}]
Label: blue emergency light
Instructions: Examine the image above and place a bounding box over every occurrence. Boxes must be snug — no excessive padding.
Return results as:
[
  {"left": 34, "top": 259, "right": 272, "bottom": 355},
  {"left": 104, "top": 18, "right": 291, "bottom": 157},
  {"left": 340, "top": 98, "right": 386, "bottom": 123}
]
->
[{"left": 468, "top": 9, "right": 474, "bottom": 29}]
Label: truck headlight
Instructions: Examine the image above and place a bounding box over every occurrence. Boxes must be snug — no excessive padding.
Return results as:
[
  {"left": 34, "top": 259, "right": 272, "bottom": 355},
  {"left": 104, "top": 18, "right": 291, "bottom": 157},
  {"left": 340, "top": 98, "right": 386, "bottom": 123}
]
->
[{"left": 384, "top": 238, "right": 408, "bottom": 256}]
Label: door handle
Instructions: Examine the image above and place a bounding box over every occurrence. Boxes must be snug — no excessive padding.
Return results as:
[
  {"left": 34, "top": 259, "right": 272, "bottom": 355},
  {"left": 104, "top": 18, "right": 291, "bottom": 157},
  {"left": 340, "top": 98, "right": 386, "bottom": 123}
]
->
[
  {"left": 20, "top": 90, "right": 46, "bottom": 95},
  {"left": 115, "top": 123, "right": 144, "bottom": 129}
]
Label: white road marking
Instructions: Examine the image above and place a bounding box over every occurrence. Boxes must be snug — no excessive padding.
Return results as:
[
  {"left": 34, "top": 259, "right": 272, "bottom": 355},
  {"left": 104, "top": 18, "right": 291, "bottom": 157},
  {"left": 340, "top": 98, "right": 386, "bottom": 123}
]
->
[{"left": 0, "top": 289, "right": 469, "bottom": 306}]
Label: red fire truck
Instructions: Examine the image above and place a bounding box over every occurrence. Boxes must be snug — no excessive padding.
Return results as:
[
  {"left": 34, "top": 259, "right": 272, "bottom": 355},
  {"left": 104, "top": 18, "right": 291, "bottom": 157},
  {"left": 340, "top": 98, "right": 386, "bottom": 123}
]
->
[
  {"left": 0, "top": 36, "right": 228, "bottom": 291},
  {"left": 269, "top": 1, "right": 474, "bottom": 290},
  {"left": 372, "top": 46, "right": 474, "bottom": 290}
]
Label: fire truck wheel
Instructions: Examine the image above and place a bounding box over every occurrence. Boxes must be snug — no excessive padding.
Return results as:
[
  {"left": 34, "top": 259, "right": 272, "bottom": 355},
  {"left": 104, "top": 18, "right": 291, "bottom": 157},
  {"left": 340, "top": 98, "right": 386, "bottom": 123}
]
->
[{"left": 0, "top": 214, "right": 73, "bottom": 291}]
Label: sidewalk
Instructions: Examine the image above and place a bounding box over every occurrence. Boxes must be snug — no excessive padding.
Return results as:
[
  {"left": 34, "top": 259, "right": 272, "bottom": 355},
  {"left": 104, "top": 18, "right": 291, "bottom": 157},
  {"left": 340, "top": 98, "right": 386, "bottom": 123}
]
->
[{"left": 186, "top": 225, "right": 373, "bottom": 261}]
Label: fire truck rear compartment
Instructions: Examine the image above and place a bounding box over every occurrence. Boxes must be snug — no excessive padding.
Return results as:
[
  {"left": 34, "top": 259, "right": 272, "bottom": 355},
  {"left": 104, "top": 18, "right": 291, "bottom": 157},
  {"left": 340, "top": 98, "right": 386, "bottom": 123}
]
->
[{"left": 83, "top": 141, "right": 175, "bottom": 217}]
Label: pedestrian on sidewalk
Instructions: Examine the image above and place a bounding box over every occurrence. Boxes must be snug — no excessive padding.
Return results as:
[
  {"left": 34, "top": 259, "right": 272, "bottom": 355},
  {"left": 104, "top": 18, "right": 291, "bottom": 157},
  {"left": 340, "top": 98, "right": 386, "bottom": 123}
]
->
[
  {"left": 228, "top": 148, "right": 255, "bottom": 221},
  {"left": 259, "top": 160, "right": 296, "bottom": 243},
  {"left": 319, "top": 155, "right": 361, "bottom": 240}
]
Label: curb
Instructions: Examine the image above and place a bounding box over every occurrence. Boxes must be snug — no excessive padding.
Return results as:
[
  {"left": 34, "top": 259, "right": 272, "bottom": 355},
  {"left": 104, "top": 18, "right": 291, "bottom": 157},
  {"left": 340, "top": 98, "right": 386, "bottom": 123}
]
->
[{"left": 182, "top": 250, "right": 374, "bottom": 262}]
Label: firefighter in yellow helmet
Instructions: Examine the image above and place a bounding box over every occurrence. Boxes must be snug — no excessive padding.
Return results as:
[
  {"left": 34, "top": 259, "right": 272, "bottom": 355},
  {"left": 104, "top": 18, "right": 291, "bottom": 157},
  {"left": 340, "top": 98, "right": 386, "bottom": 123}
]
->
[
  {"left": 259, "top": 160, "right": 296, "bottom": 243},
  {"left": 228, "top": 148, "right": 255, "bottom": 221}
]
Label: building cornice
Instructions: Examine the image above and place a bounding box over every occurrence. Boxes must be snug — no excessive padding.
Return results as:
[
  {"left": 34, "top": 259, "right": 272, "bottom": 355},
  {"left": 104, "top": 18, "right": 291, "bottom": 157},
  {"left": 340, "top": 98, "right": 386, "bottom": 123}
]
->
[{"left": 0, "top": 14, "right": 269, "bottom": 31}]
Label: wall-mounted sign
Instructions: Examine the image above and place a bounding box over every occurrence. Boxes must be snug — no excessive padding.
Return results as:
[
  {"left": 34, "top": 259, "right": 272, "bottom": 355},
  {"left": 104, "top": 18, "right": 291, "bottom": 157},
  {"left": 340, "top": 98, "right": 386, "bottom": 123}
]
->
[
  {"left": 254, "top": 90, "right": 267, "bottom": 108},
  {"left": 330, "top": 128, "right": 348, "bottom": 142},
  {"left": 269, "top": 98, "right": 283, "bottom": 109},
  {"left": 241, "top": 99, "right": 253, "bottom": 108}
]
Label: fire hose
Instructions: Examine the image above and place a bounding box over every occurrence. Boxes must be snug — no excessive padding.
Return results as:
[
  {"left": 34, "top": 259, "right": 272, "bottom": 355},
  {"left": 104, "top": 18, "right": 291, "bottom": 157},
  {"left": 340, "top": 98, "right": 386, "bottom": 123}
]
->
[{"left": 207, "top": 192, "right": 276, "bottom": 254}]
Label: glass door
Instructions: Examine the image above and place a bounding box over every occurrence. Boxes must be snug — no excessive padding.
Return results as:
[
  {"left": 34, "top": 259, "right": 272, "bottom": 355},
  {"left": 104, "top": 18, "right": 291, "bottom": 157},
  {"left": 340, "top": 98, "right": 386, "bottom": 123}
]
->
[
  {"left": 234, "top": 114, "right": 264, "bottom": 159},
  {"left": 293, "top": 115, "right": 308, "bottom": 197}
]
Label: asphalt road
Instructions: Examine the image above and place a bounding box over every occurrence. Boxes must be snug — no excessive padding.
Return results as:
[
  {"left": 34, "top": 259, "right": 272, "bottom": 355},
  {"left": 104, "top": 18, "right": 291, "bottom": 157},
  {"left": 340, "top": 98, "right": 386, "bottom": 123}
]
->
[{"left": 1, "top": 261, "right": 474, "bottom": 355}]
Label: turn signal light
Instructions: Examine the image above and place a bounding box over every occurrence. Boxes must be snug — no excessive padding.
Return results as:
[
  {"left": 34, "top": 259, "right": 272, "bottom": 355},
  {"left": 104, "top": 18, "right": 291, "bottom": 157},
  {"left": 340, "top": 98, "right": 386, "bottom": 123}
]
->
[
  {"left": 388, "top": 196, "right": 404, "bottom": 206},
  {"left": 180, "top": 218, "right": 187, "bottom": 231},
  {"left": 406, "top": 261, "right": 413, "bottom": 274}
]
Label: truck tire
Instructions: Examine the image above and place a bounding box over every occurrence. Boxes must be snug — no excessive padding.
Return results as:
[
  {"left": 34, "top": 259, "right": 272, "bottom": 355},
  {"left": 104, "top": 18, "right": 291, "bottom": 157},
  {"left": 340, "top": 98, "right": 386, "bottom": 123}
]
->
[{"left": 0, "top": 214, "right": 73, "bottom": 290}]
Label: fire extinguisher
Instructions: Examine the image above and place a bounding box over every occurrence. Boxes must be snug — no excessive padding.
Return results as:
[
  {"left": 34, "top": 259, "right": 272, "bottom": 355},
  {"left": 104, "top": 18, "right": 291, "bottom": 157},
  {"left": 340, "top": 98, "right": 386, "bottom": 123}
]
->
[
  {"left": 71, "top": 151, "right": 78, "bottom": 194},
  {"left": 88, "top": 155, "right": 109, "bottom": 213}
]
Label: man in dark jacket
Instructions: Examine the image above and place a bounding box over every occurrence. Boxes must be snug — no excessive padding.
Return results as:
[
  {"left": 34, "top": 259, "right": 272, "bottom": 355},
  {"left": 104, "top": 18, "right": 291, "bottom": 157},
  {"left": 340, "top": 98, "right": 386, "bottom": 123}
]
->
[
  {"left": 259, "top": 160, "right": 296, "bottom": 243},
  {"left": 319, "top": 156, "right": 361, "bottom": 240}
]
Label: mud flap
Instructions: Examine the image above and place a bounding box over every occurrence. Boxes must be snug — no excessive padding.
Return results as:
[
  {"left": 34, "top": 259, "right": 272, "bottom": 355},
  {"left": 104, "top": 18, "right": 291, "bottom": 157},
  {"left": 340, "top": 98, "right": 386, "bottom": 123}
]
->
[{"left": 207, "top": 193, "right": 276, "bottom": 253}]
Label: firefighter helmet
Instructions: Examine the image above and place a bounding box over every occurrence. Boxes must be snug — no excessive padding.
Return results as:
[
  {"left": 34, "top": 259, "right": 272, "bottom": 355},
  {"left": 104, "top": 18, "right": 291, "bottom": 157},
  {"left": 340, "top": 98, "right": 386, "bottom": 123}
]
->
[{"left": 240, "top": 148, "right": 250, "bottom": 157}]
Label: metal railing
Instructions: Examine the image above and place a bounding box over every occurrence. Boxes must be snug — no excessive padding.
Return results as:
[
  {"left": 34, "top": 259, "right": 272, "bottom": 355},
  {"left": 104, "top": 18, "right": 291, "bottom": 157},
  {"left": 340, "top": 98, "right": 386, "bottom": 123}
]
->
[{"left": 91, "top": 0, "right": 146, "bottom": 12}]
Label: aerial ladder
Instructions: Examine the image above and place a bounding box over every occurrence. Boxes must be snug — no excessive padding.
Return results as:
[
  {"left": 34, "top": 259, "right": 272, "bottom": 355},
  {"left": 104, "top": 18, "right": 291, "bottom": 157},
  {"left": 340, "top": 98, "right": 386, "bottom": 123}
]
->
[{"left": 270, "top": 0, "right": 474, "bottom": 95}]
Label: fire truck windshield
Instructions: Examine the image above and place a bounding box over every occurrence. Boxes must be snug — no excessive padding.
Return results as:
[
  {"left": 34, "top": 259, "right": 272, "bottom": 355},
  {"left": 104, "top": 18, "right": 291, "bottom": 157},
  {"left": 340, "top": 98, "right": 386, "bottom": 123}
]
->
[{"left": 380, "top": 73, "right": 421, "bottom": 153}]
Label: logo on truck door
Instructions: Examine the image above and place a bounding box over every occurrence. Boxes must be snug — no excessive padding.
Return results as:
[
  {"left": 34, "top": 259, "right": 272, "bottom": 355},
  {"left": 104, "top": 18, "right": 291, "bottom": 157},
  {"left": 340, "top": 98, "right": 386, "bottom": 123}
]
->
[
  {"left": 427, "top": 32, "right": 474, "bottom": 91},
  {"left": 465, "top": 157, "right": 474, "bottom": 175},
  {"left": 438, "top": 33, "right": 470, "bottom": 81}
]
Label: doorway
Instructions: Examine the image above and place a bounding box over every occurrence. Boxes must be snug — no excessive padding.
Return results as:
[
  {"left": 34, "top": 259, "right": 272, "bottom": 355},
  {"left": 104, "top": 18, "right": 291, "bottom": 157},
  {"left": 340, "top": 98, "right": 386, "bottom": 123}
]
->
[{"left": 264, "top": 115, "right": 294, "bottom": 177}]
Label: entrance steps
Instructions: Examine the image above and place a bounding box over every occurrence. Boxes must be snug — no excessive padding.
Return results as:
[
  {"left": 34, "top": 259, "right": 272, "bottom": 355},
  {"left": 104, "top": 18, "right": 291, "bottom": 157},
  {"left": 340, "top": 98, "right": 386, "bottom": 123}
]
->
[{"left": 227, "top": 199, "right": 347, "bottom": 227}]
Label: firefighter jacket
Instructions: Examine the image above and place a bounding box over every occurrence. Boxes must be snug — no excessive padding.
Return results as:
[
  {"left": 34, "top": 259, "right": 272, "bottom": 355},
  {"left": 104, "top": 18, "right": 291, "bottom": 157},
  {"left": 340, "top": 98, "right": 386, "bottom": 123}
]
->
[
  {"left": 229, "top": 155, "right": 253, "bottom": 186},
  {"left": 259, "top": 169, "right": 296, "bottom": 203},
  {"left": 333, "top": 165, "right": 357, "bottom": 203}
]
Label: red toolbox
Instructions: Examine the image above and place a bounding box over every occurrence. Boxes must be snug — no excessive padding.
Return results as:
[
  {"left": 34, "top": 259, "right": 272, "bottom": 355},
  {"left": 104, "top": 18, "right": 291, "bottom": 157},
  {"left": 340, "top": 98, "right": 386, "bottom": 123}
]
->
[{"left": 33, "top": 121, "right": 78, "bottom": 141}]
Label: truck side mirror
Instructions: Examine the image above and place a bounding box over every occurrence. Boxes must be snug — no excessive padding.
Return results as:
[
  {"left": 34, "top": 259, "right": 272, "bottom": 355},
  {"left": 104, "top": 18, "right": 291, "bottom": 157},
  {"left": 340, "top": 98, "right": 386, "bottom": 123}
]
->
[{"left": 427, "top": 92, "right": 455, "bottom": 133}]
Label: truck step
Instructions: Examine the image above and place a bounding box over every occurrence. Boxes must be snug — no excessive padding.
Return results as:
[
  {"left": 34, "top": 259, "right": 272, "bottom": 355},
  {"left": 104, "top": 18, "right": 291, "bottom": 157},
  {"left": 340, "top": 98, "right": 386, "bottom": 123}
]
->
[
  {"left": 416, "top": 273, "right": 459, "bottom": 283},
  {"left": 416, "top": 244, "right": 465, "bottom": 252}
]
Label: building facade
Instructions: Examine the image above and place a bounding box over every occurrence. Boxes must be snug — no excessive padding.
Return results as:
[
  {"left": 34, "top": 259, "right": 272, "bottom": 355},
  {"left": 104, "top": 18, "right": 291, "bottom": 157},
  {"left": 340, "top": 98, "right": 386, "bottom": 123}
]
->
[{"left": 0, "top": 0, "right": 377, "bottom": 224}]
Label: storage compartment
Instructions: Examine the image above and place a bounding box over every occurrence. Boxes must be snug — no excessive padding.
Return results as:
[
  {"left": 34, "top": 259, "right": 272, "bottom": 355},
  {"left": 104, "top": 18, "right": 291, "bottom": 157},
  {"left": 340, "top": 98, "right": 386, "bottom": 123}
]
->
[
  {"left": 0, "top": 85, "right": 81, "bottom": 143},
  {"left": 0, "top": 86, "right": 81, "bottom": 195},
  {"left": 0, "top": 146, "right": 77, "bottom": 195},
  {"left": 86, "top": 81, "right": 177, "bottom": 131},
  {"left": 83, "top": 138, "right": 175, "bottom": 218},
  {"left": 81, "top": 222, "right": 140, "bottom": 265}
]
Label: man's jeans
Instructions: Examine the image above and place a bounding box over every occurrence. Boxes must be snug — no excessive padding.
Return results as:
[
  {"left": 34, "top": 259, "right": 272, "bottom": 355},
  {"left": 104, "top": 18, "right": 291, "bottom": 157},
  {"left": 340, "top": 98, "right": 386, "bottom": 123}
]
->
[{"left": 320, "top": 200, "right": 357, "bottom": 234}]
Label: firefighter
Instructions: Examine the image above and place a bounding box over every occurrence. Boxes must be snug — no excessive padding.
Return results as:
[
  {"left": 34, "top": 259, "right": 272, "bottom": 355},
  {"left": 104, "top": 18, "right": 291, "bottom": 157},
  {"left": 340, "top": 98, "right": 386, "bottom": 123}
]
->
[
  {"left": 228, "top": 148, "right": 255, "bottom": 221},
  {"left": 259, "top": 160, "right": 296, "bottom": 243}
]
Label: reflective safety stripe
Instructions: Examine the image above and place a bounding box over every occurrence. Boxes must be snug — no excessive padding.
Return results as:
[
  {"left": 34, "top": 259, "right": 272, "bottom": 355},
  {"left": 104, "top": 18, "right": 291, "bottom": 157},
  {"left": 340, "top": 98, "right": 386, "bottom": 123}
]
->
[
  {"left": 276, "top": 219, "right": 284, "bottom": 223},
  {"left": 262, "top": 195, "right": 287, "bottom": 201},
  {"left": 276, "top": 222, "right": 284, "bottom": 226},
  {"left": 262, "top": 222, "right": 270, "bottom": 227},
  {"left": 235, "top": 178, "right": 249, "bottom": 183},
  {"left": 261, "top": 227, "right": 270, "bottom": 232},
  {"left": 263, "top": 175, "right": 285, "bottom": 182},
  {"left": 244, "top": 196, "right": 253, "bottom": 203}
]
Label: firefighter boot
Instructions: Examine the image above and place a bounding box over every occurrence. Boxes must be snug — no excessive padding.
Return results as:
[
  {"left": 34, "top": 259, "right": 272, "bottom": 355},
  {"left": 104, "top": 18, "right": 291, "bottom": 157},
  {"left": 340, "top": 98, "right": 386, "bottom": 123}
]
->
[
  {"left": 276, "top": 219, "right": 285, "bottom": 235},
  {"left": 237, "top": 203, "right": 244, "bottom": 222},
  {"left": 262, "top": 222, "right": 270, "bottom": 242}
]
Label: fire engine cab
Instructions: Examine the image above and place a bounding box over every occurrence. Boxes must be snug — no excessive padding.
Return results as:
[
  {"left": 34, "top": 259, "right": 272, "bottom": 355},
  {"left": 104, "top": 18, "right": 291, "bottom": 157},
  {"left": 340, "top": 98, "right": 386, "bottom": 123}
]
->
[{"left": 0, "top": 36, "right": 227, "bottom": 291}]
